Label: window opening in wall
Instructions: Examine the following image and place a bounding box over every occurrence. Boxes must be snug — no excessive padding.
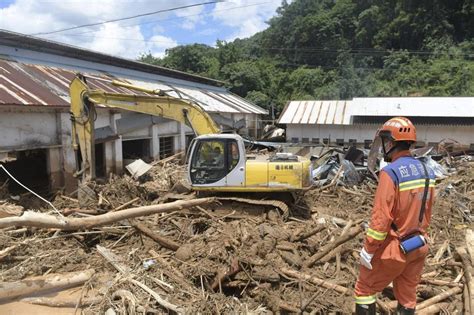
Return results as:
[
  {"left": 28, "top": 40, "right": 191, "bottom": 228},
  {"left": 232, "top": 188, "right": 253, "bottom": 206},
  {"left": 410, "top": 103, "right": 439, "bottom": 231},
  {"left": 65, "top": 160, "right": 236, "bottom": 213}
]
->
[
  {"left": 302, "top": 137, "right": 309, "bottom": 144},
  {"left": 291, "top": 137, "right": 299, "bottom": 144},
  {"left": 336, "top": 139, "right": 344, "bottom": 146},
  {"left": 349, "top": 139, "right": 357, "bottom": 147},
  {"left": 159, "top": 137, "right": 174, "bottom": 159},
  {"left": 0, "top": 149, "right": 49, "bottom": 199},
  {"left": 122, "top": 139, "right": 151, "bottom": 162},
  {"left": 311, "top": 138, "right": 320, "bottom": 144},
  {"left": 95, "top": 143, "right": 105, "bottom": 178},
  {"left": 322, "top": 138, "right": 329, "bottom": 144}
]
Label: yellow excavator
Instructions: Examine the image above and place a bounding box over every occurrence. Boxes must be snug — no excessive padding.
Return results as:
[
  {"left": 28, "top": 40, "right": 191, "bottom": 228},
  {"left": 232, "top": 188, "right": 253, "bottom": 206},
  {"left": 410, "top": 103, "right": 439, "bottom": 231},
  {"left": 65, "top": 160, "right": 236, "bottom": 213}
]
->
[{"left": 70, "top": 74, "right": 312, "bottom": 199}]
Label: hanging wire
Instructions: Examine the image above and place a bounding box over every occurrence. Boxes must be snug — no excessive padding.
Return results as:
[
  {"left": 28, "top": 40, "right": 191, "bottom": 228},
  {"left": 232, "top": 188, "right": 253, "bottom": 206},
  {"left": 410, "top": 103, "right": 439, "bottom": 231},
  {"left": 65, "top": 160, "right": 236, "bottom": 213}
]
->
[{"left": 0, "top": 165, "right": 64, "bottom": 217}]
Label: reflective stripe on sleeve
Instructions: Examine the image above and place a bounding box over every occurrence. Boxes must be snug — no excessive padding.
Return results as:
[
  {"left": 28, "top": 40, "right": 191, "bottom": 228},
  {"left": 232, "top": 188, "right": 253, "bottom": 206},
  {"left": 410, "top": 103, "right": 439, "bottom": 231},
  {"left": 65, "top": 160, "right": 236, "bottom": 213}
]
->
[
  {"left": 366, "top": 228, "right": 387, "bottom": 241},
  {"left": 355, "top": 295, "right": 376, "bottom": 304}
]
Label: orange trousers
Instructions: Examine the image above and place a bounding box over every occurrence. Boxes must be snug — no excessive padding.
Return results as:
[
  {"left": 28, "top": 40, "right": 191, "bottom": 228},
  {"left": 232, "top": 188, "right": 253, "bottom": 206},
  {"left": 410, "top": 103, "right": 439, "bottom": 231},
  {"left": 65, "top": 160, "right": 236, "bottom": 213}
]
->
[{"left": 355, "top": 237, "right": 429, "bottom": 308}]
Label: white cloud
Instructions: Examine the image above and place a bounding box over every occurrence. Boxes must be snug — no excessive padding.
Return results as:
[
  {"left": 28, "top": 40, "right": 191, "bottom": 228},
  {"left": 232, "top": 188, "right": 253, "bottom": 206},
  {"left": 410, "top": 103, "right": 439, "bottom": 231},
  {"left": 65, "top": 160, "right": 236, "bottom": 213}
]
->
[
  {"left": 173, "top": 4, "right": 206, "bottom": 30},
  {"left": 0, "top": 0, "right": 196, "bottom": 58},
  {"left": 211, "top": 0, "right": 284, "bottom": 40}
]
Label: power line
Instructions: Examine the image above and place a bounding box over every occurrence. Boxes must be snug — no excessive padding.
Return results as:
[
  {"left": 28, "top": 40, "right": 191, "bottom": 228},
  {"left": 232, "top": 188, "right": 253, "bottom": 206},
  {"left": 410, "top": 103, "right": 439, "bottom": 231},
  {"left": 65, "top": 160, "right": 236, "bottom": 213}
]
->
[
  {"left": 31, "top": 1, "right": 222, "bottom": 36},
  {"left": 51, "top": 1, "right": 272, "bottom": 37},
  {"left": 262, "top": 46, "right": 474, "bottom": 57},
  {"left": 37, "top": 32, "right": 474, "bottom": 58}
]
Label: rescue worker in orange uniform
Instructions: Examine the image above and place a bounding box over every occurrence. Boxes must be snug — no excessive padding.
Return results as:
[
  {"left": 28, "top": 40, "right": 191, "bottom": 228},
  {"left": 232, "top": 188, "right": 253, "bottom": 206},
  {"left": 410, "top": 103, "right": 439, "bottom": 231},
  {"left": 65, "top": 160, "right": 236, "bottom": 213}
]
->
[{"left": 355, "top": 117, "right": 436, "bottom": 315}]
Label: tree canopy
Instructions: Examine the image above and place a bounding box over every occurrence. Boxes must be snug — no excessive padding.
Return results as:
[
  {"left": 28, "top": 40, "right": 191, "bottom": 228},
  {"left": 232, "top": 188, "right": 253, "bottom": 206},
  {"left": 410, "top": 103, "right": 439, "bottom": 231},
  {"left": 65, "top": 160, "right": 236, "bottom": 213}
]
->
[{"left": 139, "top": 0, "right": 473, "bottom": 115}]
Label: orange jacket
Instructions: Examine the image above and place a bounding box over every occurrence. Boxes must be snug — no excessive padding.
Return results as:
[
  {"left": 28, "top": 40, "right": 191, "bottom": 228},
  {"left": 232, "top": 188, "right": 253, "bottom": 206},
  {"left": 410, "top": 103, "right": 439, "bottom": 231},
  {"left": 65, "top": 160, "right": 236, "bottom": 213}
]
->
[{"left": 364, "top": 150, "right": 436, "bottom": 254}]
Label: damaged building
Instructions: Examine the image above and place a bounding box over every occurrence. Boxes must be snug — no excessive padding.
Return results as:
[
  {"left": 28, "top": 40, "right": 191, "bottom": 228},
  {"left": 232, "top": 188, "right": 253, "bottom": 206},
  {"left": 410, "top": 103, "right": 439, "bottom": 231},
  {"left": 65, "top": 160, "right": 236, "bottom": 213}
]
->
[
  {"left": 278, "top": 97, "right": 474, "bottom": 148},
  {"left": 0, "top": 30, "right": 267, "bottom": 193}
]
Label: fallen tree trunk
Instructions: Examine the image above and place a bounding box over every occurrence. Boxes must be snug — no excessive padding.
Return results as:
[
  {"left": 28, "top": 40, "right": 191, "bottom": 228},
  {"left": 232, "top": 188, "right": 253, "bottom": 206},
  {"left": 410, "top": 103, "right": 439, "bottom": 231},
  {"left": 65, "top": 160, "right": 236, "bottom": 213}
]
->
[
  {"left": 280, "top": 267, "right": 350, "bottom": 295},
  {"left": 415, "top": 286, "right": 462, "bottom": 310},
  {"left": 0, "top": 198, "right": 215, "bottom": 230},
  {"left": 0, "top": 269, "right": 94, "bottom": 301},
  {"left": 416, "top": 302, "right": 450, "bottom": 315},
  {"left": 305, "top": 226, "right": 362, "bottom": 268}
]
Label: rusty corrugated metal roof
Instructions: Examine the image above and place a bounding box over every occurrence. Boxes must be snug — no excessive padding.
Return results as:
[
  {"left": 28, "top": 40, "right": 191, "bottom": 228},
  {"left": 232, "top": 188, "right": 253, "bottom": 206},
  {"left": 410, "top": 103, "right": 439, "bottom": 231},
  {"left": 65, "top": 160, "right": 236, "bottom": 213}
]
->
[{"left": 0, "top": 59, "right": 267, "bottom": 114}]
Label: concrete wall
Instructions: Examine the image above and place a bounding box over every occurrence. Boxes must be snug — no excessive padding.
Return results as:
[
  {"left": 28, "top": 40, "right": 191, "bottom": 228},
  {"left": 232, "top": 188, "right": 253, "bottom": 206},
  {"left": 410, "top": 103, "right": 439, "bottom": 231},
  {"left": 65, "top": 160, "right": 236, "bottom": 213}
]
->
[
  {"left": 0, "top": 106, "right": 194, "bottom": 193},
  {"left": 286, "top": 124, "right": 474, "bottom": 146}
]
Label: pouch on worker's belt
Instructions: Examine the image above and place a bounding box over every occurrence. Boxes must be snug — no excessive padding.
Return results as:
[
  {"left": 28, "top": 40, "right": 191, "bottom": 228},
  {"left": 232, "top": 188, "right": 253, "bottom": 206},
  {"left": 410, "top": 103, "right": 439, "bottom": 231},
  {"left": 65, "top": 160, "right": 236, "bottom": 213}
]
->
[{"left": 399, "top": 234, "right": 427, "bottom": 254}]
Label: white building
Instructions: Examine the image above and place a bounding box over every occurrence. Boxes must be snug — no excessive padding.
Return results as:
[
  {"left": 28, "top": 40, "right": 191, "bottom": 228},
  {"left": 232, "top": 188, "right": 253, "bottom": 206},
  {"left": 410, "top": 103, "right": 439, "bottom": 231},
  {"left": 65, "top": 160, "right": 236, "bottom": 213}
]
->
[
  {"left": 278, "top": 97, "right": 474, "bottom": 148},
  {"left": 0, "top": 31, "right": 267, "bottom": 193}
]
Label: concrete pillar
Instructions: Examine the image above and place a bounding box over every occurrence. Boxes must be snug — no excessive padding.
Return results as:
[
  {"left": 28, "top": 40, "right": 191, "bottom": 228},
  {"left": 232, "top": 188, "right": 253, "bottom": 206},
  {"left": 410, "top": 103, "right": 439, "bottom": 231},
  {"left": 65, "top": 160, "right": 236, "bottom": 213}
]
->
[
  {"left": 179, "top": 122, "right": 186, "bottom": 152},
  {"left": 58, "top": 112, "right": 77, "bottom": 193},
  {"left": 105, "top": 113, "right": 122, "bottom": 175},
  {"left": 150, "top": 124, "right": 160, "bottom": 160},
  {"left": 47, "top": 147, "right": 63, "bottom": 191}
]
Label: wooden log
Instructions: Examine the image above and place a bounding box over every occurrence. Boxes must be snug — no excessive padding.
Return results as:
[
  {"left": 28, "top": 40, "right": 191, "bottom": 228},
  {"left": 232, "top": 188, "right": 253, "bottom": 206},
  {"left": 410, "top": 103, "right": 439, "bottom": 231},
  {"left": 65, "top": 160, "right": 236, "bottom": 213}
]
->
[
  {"left": 416, "top": 302, "right": 450, "bottom": 314},
  {"left": 456, "top": 247, "right": 474, "bottom": 312},
  {"left": 280, "top": 267, "right": 350, "bottom": 295},
  {"left": 465, "top": 284, "right": 471, "bottom": 315},
  {"left": 433, "top": 240, "right": 449, "bottom": 262},
  {"left": 376, "top": 299, "right": 392, "bottom": 314},
  {"left": 0, "top": 198, "right": 215, "bottom": 230},
  {"left": 319, "top": 220, "right": 354, "bottom": 263},
  {"left": 21, "top": 296, "right": 101, "bottom": 307},
  {"left": 62, "top": 208, "right": 100, "bottom": 216},
  {"left": 131, "top": 221, "right": 180, "bottom": 251},
  {"left": 420, "top": 278, "right": 463, "bottom": 288},
  {"left": 0, "top": 269, "right": 94, "bottom": 301},
  {"left": 290, "top": 225, "right": 325, "bottom": 242},
  {"left": 415, "top": 287, "right": 462, "bottom": 310},
  {"left": 305, "top": 226, "right": 362, "bottom": 268}
]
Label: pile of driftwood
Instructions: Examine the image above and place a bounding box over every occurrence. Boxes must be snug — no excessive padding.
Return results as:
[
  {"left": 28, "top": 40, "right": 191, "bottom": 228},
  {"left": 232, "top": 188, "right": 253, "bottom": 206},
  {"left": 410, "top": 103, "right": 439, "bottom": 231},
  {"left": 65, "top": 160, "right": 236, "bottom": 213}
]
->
[{"left": 0, "top": 153, "right": 472, "bottom": 313}]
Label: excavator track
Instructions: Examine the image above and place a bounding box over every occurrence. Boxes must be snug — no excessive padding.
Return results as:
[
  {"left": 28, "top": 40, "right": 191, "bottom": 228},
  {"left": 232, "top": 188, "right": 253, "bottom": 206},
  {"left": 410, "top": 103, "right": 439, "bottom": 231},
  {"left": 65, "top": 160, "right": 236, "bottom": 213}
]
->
[{"left": 215, "top": 197, "right": 290, "bottom": 219}]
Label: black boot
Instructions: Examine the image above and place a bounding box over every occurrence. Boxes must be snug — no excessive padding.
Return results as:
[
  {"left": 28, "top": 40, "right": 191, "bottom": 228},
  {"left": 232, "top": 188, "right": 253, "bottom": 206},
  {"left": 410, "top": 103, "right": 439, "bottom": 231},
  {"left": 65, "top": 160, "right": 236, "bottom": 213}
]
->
[
  {"left": 396, "top": 303, "right": 415, "bottom": 315},
  {"left": 355, "top": 303, "right": 376, "bottom": 315}
]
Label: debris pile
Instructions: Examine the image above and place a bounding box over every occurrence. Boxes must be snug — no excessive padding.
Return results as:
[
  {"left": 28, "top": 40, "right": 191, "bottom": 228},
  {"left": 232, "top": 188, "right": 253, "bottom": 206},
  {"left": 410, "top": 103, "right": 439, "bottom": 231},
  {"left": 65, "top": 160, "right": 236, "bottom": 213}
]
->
[{"left": 0, "top": 151, "right": 472, "bottom": 314}]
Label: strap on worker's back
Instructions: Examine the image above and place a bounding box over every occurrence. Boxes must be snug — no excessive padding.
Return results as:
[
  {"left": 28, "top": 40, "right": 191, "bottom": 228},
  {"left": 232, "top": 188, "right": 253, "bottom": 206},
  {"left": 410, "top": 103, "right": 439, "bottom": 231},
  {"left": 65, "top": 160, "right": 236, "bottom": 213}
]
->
[{"left": 391, "top": 160, "right": 430, "bottom": 233}]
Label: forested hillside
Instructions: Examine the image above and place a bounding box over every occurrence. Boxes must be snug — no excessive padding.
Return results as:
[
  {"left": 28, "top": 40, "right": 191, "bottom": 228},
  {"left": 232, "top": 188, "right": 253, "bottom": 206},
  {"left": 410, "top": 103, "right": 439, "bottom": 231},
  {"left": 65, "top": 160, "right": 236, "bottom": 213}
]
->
[{"left": 139, "top": 0, "right": 474, "bottom": 113}]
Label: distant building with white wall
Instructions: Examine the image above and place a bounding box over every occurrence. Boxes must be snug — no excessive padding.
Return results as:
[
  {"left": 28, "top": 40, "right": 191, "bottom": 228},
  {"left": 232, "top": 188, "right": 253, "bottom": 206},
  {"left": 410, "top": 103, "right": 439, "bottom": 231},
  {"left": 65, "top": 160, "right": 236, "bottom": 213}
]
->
[
  {"left": 278, "top": 97, "right": 474, "bottom": 148},
  {"left": 0, "top": 31, "right": 266, "bottom": 193}
]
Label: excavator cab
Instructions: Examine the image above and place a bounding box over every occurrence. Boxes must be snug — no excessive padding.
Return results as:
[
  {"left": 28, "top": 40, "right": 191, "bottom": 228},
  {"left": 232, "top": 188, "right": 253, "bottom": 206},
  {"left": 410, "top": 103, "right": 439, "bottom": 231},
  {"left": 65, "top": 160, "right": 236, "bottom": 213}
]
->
[{"left": 187, "top": 134, "right": 246, "bottom": 189}]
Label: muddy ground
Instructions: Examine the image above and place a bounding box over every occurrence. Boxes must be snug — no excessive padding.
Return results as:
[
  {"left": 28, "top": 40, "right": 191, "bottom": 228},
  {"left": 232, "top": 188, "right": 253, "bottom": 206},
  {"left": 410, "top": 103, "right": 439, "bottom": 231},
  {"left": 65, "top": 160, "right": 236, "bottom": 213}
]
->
[{"left": 0, "top": 155, "right": 472, "bottom": 314}]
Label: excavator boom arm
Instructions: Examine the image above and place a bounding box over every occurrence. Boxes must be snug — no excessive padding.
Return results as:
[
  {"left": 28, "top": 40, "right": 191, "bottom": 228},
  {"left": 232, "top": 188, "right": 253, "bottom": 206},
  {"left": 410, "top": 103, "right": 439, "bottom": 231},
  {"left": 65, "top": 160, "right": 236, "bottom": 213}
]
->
[{"left": 70, "top": 75, "right": 220, "bottom": 180}]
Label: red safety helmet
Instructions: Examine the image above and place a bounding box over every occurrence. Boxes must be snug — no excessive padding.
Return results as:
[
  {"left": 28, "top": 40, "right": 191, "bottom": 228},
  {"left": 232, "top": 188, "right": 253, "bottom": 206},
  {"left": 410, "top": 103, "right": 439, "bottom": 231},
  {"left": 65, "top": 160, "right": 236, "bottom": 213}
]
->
[{"left": 378, "top": 117, "right": 416, "bottom": 143}]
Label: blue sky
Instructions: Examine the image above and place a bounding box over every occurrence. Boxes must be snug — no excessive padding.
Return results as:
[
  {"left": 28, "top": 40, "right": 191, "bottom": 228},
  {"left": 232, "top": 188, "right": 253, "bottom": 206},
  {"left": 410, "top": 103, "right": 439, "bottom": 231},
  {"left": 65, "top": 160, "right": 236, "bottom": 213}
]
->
[{"left": 0, "top": 0, "right": 284, "bottom": 59}]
